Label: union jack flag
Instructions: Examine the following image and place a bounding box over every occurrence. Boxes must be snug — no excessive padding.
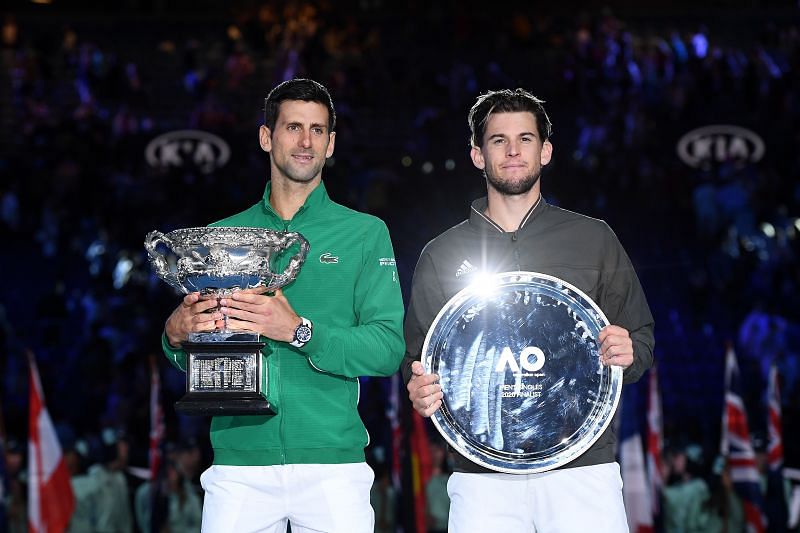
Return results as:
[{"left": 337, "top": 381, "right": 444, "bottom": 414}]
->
[
  {"left": 767, "top": 364, "right": 783, "bottom": 472},
  {"left": 646, "top": 365, "right": 664, "bottom": 516},
  {"left": 721, "top": 346, "right": 766, "bottom": 533},
  {"left": 764, "top": 363, "right": 789, "bottom": 530}
]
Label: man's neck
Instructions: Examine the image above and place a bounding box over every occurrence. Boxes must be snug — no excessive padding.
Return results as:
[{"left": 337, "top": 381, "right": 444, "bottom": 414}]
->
[
  {"left": 484, "top": 186, "right": 541, "bottom": 232},
  {"left": 269, "top": 175, "right": 321, "bottom": 220}
]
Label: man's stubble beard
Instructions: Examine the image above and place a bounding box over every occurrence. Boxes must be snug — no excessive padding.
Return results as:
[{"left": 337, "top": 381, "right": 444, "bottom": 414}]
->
[{"left": 485, "top": 168, "right": 541, "bottom": 196}]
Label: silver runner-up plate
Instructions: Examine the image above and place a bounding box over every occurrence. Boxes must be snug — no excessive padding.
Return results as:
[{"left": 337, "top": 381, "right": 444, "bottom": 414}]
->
[{"left": 422, "top": 271, "right": 622, "bottom": 474}]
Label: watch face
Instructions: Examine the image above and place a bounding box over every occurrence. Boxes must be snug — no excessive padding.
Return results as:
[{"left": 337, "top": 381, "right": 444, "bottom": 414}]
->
[{"left": 296, "top": 325, "right": 312, "bottom": 343}]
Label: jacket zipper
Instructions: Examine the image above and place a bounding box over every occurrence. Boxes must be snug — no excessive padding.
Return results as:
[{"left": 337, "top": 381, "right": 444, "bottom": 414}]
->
[
  {"left": 276, "top": 209, "right": 305, "bottom": 464},
  {"left": 272, "top": 337, "right": 285, "bottom": 464},
  {"left": 278, "top": 218, "right": 292, "bottom": 464}
]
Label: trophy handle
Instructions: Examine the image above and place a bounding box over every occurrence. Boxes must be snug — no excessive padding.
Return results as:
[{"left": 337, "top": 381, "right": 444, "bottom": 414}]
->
[
  {"left": 268, "top": 231, "right": 310, "bottom": 290},
  {"left": 144, "top": 230, "right": 188, "bottom": 294}
]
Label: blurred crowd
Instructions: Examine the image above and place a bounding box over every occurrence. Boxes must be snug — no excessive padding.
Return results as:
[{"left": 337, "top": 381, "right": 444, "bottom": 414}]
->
[
  {"left": 3, "top": 428, "right": 204, "bottom": 532},
  {"left": 1, "top": 1, "right": 799, "bottom": 531}
]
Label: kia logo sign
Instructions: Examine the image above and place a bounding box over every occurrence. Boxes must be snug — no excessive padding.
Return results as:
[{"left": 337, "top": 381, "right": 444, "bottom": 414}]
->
[
  {"left": 145, "top": 130, "right": 231, "bottom": 174},
  {"left": 676, "top": 125, "right": 764, "bottom": 169}
]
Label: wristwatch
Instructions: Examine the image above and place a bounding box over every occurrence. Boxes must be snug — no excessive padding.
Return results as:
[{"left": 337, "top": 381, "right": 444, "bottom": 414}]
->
[{"left": 290, "top": 317, "right": 313, "bottom": 348}]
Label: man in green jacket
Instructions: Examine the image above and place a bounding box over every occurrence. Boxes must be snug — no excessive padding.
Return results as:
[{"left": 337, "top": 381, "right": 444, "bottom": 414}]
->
[{"left": 161, "top": 78, "right": 405, "bottom": 532}]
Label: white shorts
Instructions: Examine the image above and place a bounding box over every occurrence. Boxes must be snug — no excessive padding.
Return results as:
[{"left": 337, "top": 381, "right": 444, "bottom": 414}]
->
[
  {"left": 447, "top": 462, "right": 629, "bottom": 533},
  {"left": 199, "top": 463, "right": 375, "bottom": 533}
]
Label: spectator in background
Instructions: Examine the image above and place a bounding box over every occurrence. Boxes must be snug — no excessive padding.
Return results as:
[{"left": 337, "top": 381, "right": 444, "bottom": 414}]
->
[
  {"left": 66, "top": 439, "right": 100, "bottom": 533},
  {"left": 3, "top": 439, "right": 26, "bottom": 533},
  {"left": 86, "top": 428, "right": 134, "bottom": 533},
  {"left": 661, "top": 444, "right": 715, "bottom": 533},
  {"left": 370, "top": 458, "right": 396, "bottom": 533},
  {"left": 705, "top": 455, "right": 746, "bottom": 533},
  {"left": 172, "top": 437, "right": 205, "bottom": 488},
  {"left": 134, "top": 457, "right": 202, "bottom": 533},
  {"left": 425, "top": 440, "right": 451, "bottom": 533}
]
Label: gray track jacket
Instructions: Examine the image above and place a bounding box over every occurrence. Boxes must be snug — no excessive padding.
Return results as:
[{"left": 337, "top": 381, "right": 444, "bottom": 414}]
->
[{"left": 401, "top": 195, "right": 655, "bottom": 472}]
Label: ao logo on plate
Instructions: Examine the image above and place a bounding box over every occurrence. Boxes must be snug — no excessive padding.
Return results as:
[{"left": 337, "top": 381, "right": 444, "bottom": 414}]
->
[{"left": 495, "top": 346, "right": 546, "bottom": 373}]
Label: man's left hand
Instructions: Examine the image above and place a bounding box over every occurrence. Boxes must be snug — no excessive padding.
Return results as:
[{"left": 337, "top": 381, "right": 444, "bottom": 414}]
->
[
  {"left": 598, "top": 325, "right": 634, "bottom": 369},
  {"left": 218, "top": 288, "right": 300, "bottom": 343}
]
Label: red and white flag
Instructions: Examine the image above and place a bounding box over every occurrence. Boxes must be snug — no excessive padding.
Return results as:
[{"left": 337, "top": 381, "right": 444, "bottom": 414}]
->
[
  {"left": 148, "top": 355, "right": 165, "bottom": 481},
  {"left": 620, "top": 385, "right": 654, "bottom": 533},
  {"left": 646, "top": 365, "right": 664, "bottom": 515},
  {"left": 28, "top": 351, "right": 75, "bottom": 532},
  {"left": 409, "top": 410, "right": 432, "bottom": 533}
]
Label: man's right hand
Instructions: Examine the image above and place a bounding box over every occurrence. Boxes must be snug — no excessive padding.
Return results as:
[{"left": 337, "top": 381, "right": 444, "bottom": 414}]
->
[
  {"left": 164, "top": 293, "right": 222, "bottom": 348},
  {"left": 407, "top": 360, "right": 443, "bottom": 417}
]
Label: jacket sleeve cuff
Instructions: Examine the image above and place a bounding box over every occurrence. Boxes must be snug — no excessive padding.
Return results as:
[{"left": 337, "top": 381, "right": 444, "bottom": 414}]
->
[
  {"left": 621, "top": 338, "right": 650, "bottom": 384},
  {"left": 297, "top": 321, "right": 329, "bottom": 361},
  {"left": 161, "top": 331, "right": 187, "bottom": 371}
]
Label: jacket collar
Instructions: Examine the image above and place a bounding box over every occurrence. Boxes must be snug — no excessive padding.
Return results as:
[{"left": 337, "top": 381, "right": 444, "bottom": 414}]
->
[
  {"left": 261, "top": 180, "right": 330, "bottom": 222},
  {"left": 468, "top": 194, "right": 546, "bottom": 233}
]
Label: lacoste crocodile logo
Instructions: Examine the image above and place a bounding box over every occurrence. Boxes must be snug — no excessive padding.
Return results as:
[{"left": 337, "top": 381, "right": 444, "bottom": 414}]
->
[{"left": 319, "top": 252, "right": 339, "bottom": 264}]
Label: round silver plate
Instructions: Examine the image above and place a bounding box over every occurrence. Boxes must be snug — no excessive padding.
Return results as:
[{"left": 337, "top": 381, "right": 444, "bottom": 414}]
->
[{"left": 422, "top": 271, "right": 622, "bottom": 474}]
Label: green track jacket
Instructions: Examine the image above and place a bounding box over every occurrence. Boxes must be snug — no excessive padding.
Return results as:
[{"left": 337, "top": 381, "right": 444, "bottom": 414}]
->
[{"left": 162, "top": 181, "right": 405, "bottom": 466}]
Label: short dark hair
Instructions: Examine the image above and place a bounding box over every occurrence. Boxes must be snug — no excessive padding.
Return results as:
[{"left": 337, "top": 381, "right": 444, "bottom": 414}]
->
[
  {"left": 468, "top": 88, "right": 552, "bottom": 147},
  {"left": 263, "top": 78, "right": 336, "bottom": 132}
]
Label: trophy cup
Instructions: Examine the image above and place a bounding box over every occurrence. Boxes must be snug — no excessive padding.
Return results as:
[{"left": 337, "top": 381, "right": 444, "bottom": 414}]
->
[
  {"left": 145, "top": 227, "right": 309, "bottom": 416},
  {"left": 423, "top": 271, "right": 622, "bottom": 473}
]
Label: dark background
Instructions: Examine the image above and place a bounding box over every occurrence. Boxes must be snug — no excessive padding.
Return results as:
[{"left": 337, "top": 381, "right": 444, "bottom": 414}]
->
[{"left": 1, "top": 0, "right": 799, "bottom": 528}]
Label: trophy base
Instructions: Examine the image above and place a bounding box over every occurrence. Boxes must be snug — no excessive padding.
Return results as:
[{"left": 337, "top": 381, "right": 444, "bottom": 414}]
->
[
  {"left": 180, "top": 341, "right": 273, "bottom": 417},
  {"left": 175, "top": 391, "right": 276, "bottom": 416}
]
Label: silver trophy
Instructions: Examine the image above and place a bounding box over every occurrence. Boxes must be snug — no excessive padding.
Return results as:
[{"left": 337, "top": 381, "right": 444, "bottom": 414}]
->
[
  {"left": 145, "top": 226, "right": 309, "bottom": 416},
  {"left": 423, "top": 271, "right": 622, "bottom": 474}
]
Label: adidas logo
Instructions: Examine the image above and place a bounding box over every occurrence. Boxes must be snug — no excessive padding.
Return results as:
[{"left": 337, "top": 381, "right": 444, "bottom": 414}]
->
[{"left": 455, "top": 259, "right": 476, "bottom": 278}]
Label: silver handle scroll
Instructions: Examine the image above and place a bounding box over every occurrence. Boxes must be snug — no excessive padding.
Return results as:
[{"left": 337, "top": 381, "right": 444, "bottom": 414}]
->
[
  {"left": 144, "top": 230, "right": 184, "bottom": 293},
  {"left": 266, "top": 231, "right": 309, "bottom": 290}
]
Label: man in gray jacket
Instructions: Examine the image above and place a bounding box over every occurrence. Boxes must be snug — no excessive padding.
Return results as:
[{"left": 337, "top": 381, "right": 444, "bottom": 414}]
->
[{"left": 402, "top": 88, "right": 655, "bottom": 532}]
